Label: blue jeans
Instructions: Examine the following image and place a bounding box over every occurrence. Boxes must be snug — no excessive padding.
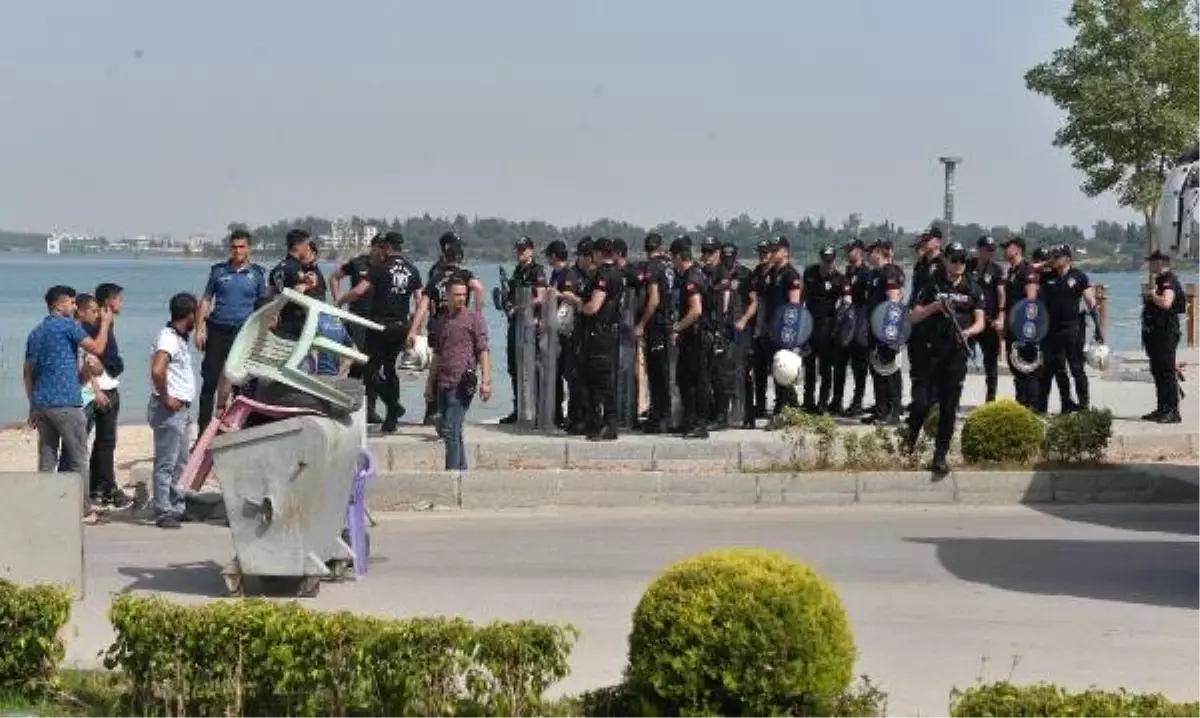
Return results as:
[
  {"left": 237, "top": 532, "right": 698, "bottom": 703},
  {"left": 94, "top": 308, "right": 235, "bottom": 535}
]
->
[
  {"left": 438, "top": 387, "right": 471, "bottom": 470},
  {"left": 147, "top": 396, "right": 189, "bottom": 518}
]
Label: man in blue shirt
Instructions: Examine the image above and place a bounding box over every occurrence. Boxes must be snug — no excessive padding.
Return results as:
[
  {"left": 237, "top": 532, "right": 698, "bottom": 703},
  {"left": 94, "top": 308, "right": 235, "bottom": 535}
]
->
[
  {"left": 24, "top": 285, "right": 113, "bottom": 523},
  {"left": 194, "top": 229, "right": 268, "bottom": 437}
]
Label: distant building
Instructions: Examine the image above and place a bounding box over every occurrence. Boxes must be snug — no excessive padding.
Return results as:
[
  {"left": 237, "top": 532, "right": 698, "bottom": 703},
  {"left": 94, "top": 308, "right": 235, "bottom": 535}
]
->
[{"left": 46, "top": 235, "right": 60, "bottom": 255}]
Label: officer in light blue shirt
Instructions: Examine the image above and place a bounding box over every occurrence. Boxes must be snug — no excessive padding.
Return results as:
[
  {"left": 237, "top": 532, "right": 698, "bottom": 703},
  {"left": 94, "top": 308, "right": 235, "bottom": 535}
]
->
[{"left": 194, "top": 229, "right": 268, "bottom": 436}]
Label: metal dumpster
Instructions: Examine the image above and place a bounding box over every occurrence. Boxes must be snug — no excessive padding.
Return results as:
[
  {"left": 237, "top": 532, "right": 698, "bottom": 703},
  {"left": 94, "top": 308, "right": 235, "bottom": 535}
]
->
[{"left": 209, "top": 380, "right": 367, "bottom": 598}]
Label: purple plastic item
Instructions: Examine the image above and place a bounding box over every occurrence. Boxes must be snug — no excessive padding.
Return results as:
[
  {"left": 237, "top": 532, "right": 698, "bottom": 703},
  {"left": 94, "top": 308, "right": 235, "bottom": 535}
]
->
[{"left": 345, "top": 449, "right": 376, "bottom": 578}]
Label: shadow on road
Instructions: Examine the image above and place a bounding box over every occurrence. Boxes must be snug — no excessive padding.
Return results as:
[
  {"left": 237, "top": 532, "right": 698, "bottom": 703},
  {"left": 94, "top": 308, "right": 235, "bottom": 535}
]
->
[
  {"left": 117, "top": 561, "right": 226, "bottom": 597},
  {"left": 1028, "top": 503, "right": 1199, "bottom": 536},
  {"left": 908, "top": 537, "right": 1199, "bottom": 609}
]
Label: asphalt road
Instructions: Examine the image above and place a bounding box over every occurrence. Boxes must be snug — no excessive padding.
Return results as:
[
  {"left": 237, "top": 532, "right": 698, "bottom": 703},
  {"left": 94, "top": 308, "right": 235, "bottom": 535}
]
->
[{"left": 72, "top": 505, "right": 1198, "bottom": 715}]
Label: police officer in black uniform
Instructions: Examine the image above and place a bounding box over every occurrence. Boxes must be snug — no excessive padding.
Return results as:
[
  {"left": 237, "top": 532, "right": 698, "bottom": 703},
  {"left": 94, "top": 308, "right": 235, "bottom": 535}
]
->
[
  {"left": 1141, "top": 250, "right": 1186, "bottom": 423},
  {"left": 670, "top": 237, "right": 711, "bottom": 438},
  {"left": 801, "top": 246, "right": 843, "bottom": 413},
  {"left": 902, "top": 241, "right": 986, "bottom": 475},
  {"left": 966, "top": 235, "right": 1004, "bottom": 403},
  {"left": 636, "top": 233, "right": 675, "bottom": 434},
  {"left": 544, "top": 240, "right": 578, "bottom": 428},
  {"left": 407, "top": 238, "right": 482, "bottom": 426},
  {"left": 570, "top": 237, "right": 624, "bottom": 441},
  {"left": 560, "top": 238, "right": 596, "bottom": 434},
  {"left": 331, "top": 234, "right": 386, "bottom": 421},
  {"left": 699, "top": 237, "right": 735, "bottom": 429},
  {"left": 740, "top": 239, "right": 775, "bottom": 425},
  {"left": 499, "top": 236, "right": 547, "bottom": 425},
  {"left": 269, "top": 228, "right": 327, "bottom": 340},
  {"left": 1038, "top": 245, "right": 1101, "bottom": 413},
  {"left": 831, "top": 239, "right": 871, "bottom": 416},
  {"left": 999, "top": 237, "right": 1042, "bottom": 410},
  {"left": 337, "top": 231, "right": 422, "bottom": 432},
  {"left": 906, "top": 227, "right": 944, "bottom": 413},
  {"left": 722, "top": 243, "right": 754, "bottom": 427},
  {"left": 612, "top": 237, "right": 643, "bottom": 428},
  {"left": 861, "top": 240, "right": 906, "bottom": 425},
  {"left": 765, "top": 237, "right": 804, "bottom": 415}
]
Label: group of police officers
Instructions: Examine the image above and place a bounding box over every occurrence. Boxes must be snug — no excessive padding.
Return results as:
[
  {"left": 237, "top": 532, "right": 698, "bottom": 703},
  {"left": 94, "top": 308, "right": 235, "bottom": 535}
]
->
[{"left": 201, "top": 224, "right": 1188, "bottom": 470}]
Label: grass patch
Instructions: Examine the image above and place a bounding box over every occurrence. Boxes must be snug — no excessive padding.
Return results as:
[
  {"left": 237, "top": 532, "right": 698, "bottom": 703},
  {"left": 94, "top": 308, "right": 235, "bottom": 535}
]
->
[{"left": 0, "top": 669, "right": 127, "bottom": 717}]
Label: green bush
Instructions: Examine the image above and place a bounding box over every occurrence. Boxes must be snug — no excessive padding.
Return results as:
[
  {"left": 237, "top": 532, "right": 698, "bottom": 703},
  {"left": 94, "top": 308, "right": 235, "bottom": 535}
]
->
[
  {"left": 626, "top": 548, "right": 856, "bottom": 717},
  {"left": 0, "top": 579, "right": 72, "bottom": 692},
  {"left": 950, "top": 681, "right": 1199, "bottom": 717},
  {"left": 104, "top": 594, "right": 576, "bottom": 717},
  {"left": 1043, "top": 408, "right": 1114, "bottom": 463},
  {"left": 779, "top": 409, "right": 841, "bottom": 469},
  {"left": 960, "top": 399, "right": 1045, "bottom": 464}
]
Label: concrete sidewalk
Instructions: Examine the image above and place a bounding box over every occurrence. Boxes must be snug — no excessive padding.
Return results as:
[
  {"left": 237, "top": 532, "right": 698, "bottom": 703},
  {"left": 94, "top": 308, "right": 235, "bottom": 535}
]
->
[{"left": 66, "top": 505, "right": 1199, "bottom": 716}]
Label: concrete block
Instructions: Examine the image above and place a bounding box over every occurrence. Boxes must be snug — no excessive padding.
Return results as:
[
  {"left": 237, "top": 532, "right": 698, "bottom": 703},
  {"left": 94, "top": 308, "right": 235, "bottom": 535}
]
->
[
  {"left": 954, "top": 472, "right": 1053, "bottom": 504},
  {"left": 566, "top": 441, "right": 652, "bottom": 470},
  {"left": 369, "top": 471, "right": 459, "bottom": 509},
  {"left": 757, "top": 472, "right": 858, "bottom": 506},
  {"left": 0, "top": 472, "right": 85, "bottom": 598},
  {"left": 478, "top": 441, "right": 565, "bottom": 470},
  {"left": 738, "top": 440, "right": 801, "bottom": 471},
  {"left": 658, "top": 474, "right": 759, "bottom": 506},
  {"left": 554, "top": 472, "right": 661, "bottom": 507},
  {"left": 650, "top": 442, "right": 738, "bottom": 471},
  {"left": 380, "top": 441, "right": 446, "bottom": 471},
  {"left": 460, "top": 470, "right": 560, "bottom": 509},
  {"left": 1051, "top": 470, "right": 1160, "bottom": 503},
  {"left": 857, "top": 471, "right": 956, "bottom": 504}
]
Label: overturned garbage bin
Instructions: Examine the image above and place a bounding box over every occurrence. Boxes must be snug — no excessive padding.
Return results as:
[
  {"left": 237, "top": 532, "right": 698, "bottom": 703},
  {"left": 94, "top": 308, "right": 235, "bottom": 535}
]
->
[{"left": 212, "top": 289, "right": 381, "bottom": 597}]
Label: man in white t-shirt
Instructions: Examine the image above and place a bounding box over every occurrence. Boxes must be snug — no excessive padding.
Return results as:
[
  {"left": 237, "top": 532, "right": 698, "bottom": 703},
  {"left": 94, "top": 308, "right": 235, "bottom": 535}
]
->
[{"left": 148, "top": 292, "right": 198, "bottom": 529}]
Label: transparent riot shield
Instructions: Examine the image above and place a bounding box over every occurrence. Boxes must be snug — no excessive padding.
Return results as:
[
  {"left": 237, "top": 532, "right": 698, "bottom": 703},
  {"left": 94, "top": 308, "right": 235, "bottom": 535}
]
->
[
  {"left": 536, "top": 288, "right": 561, "bottom": 434},
  {"left": 615, "top": 287, "right": 638, "bottom": 430},
  {"left": 728, "top": 289, "right": 747, "bottom": 426},
  {"left": 515, "top": 286, "right": 538, "bottom": 429}
]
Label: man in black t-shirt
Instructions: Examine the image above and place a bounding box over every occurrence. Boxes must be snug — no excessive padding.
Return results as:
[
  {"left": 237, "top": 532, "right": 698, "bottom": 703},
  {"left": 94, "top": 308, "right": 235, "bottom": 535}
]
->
[
  {"left": 907, "top": 226, "right": 944, "bottom": 412},
  {"left": 801, "top": 246, "right": 843, "bottom": 414},
  {"left": 831, "top": 239, "right": 872, "bottom": 416},
  {"left": 765, "top": 237, "right": 804, "bottom": 415},
  {"left": 1141, "top": 249, "right": 1186, "bottom": 423},
  {"left": 330, "top": 234, "right": 386, "bottom": 417},
  {"left": 636, "top": 233, "right": 675, "bottom": 433},
  {"left": 561, "top": 237, "right": 624, "bottom": 440},
  {"left": 670, "top": 237, "right": 711, "bottom": 438},
  {"left": 861, "top": 240, "right": 906, "bottom": 425},
  {"left": 499, "top": 236, "right": 547, "bottom": 424},
  {"left": 269, "top": 229, "right": 327, "bottom": 340},
  {"left": 1038, "top": 244, "right": 1100, "bottom": 413},
  {"left": 545, "top": 239, "right": 578, "bottom": 428},
  {"left": 1000, "top": 237, "right": 1043, "bottom": 410},
  {"left": 966, "top": 235, "right": 1005, "bottom": 403},
  {"left": 739, "top": 238, "right": 775, "bottom": 425},
  {"left": 338, "top": 231, "right": 423, "bottom": 432}
]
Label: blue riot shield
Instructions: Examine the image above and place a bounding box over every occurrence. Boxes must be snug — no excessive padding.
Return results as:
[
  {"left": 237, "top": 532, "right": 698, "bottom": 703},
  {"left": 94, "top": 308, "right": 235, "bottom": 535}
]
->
[
  {"left": 770, "top": 303, "right": 814, "bottom": 350},
  {"left": 1008, "top": 299, "right": 1050, "bottom": 346},
  {"left": 869, "top": 300, "right": 911, "bottom": 348}
]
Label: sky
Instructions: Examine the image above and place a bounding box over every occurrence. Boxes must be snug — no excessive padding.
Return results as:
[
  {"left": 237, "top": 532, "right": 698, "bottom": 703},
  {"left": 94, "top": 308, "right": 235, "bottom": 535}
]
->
[{"left": 0, "top": 0, "right": 1137, "bottom": 240}]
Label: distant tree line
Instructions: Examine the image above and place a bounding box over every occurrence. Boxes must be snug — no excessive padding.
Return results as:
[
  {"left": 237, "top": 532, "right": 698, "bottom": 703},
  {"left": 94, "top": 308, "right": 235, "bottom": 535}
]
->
[{"left": 222, "top": 214, "right": 1156, "bottom": 269}]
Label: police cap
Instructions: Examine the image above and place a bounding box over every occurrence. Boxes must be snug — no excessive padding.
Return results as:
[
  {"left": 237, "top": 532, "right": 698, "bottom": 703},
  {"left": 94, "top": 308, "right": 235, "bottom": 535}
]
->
[
  {"left": 669, "top": 236, "right": 693, "bottom": 255},
  {"left": 772, "top": 235, "right": 790, "bottom": 250},
  {"left": 612, "top": 237, "right": 628, "bottom": 256},
  {"left": 576, "top": 237, "right": 595, "bottom": 254},
  {"left": 977, "top": 235, "right": 997, "bottom": 250},
  {"left": 438, "top": 231, "right": 460, "bottom": 251},
  {"left": 721, "top": 243, "right": 738, "bottom": 259},
  {"left": 383, "top": 231, "right": 404, "bottom": 249},
  {"left": 1001, "top": 236, "right": 1026, "bottom": 252},
  {"left": 544, "top": 239, "right": 568, "bottom": 258},
  {"left": 644, "top": 232, "right": 663, "bottom": 252},
  {"left": 945, "top": 241, "right": 968, "bottom": 262},
  {"left": 700, "top": 236, "right": 721, "bottom": 253},
  {"left": 514, "top": 236, "right": 534, "bottom": 251},
  {"left": 593, "top": 237, "right": 615, "bottom": 254},
  {"left": 756, "top": 238, "right": 773, "bottom": 254},
  {"left": 819, "top": 245, "right": 836, "bottom": 261}
]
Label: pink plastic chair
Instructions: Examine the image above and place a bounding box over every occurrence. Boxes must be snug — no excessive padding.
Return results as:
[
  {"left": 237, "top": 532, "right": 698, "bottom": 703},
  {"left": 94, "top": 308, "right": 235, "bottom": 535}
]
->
[{"left": 178, "top": 394, "right": 321, "bottom": 491}]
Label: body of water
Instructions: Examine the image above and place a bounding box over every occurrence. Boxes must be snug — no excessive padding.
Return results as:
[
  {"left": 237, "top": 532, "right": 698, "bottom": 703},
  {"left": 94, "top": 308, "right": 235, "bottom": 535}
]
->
[{"left": 0, "top": 254, "right": 1190, "bottom": 425}]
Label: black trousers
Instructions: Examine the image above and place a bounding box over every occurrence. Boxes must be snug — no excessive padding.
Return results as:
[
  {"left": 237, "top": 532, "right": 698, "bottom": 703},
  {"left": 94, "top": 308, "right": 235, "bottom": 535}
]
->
[
  {"left": 584, "top": 329, "right": 619, "bottom": 432},
  {"left": 868, "top": 339, "right": 903, "bottom": 419},
  {"left": 1039, "top": 327, "right": 1088, "bottom": 411},
  {"left": 506, "top": 321, "right": 520, "bottom": 413},
  {"left": 1006, "top": 335, "right": 1042, "bottom": 410},
  {"left": 972, "top": 324, "right": 1001, "bottom": 402},
  {"left": 739, "top": 338, "right": 755, "bottom": 424},
  {"left": 752, "top": 336, "right": 774, "bottom": 417},
  {"left": 907, "top": 330, "right": 933, "bottom": 410},
  {"left": 708, "top": 334, "right": 736, "bottom": 421},
  {"left": 832, "top": 341, "right": 869, "bottom": 410},
  {"left": 90, "top": 388, "right": 120, "bottom": 498},
  {"left": 644, "top": 331, "right": 672, "bottom": 425},
  {"left": 677, "top": 331, "right": 711, "bottom": 430},
  {"left": 906, "top": 348, "right": 968, "bottom": 458},
  {"left": 1145, "top": 329, "right": 1181, "bottom": 412},
  {"left": 366, "top": 322, "right": 409, "bottom": 417},
  {"left": 198, "top": 321, "right": 240, "bottom": 437},
  {"left": 802, "top": 331, "right": 837, "bottom": 409}
]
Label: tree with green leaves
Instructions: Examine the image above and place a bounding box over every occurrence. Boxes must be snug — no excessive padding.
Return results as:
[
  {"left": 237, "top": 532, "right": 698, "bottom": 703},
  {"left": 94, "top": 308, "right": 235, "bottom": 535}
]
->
[{"left": 1025, "top": 0, "right": 1199, "bottom": 248}]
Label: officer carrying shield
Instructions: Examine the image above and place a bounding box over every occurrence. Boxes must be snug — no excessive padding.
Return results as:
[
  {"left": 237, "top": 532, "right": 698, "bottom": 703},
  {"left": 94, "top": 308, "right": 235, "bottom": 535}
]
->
[
  {"left": 801, "top": 246, "right": 843, "bottom": 413},
  {"left": 1141, "top": 249, "right": 1186, "bottom": 424},
  {"left": 966, "top": 235, "right": 1004, "bottom": 403},
  {"left": 739, "top": 238, "right": 775, "bottom": 426},
  {"left": 764, "top": 237, "right": 804, "bottom": 415},
  {"left": 545, "top": 239, "right": 578, "bottom": 428},
  {"left": 831, "top": 239, "right": 871, "bottom": 416},
  {"left": 907, "top": 227, "right": 944, "bottom": 413},
  {"left": 636, "top": 233, "right": 675, "bottom": 434},
  {"left": 573, "top": 237, "right": 624, "bottom": 440},
  {"left": 1037, "top": 245, "right": 1101, "bottom": 413},
  {"left": 499, "top": 236, "right": 547, "bottom": 425},
  {"left": 861, "top": 240, "right": 906, "bottom": 425},
  {"left": 902, "top": 241, "right": 986, "bottom": 475},
  {"left": 722, "top": 243, "right": 753, "bottom": 428},
  {"left": 559, "top": 237, "right": 596, "bottom": 435},
  {"left": 999, "top": 237, "right": 1042, "bottom": 410},
  {"left": 670, "top": 236, "right": 712, "bottom": 438},
  {"left": 699, "top": 237, "right": 733, "bottom": 428}
]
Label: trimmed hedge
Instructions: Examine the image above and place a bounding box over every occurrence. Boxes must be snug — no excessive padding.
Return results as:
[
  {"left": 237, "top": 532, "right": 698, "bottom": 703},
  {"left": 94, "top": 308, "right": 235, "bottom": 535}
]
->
[
  {"left": 950, "top": 681, "right": 1200, "bottom": 717},
  {"left": 0, "top": 579, "right": 73, "bottom": 692},
  {"left": 626, "top": 548, "right": 856, "bottom": 717},
  {"left": 960, "top": 400, "right": 1045, "bottom": 464},
  {"left": 1044, "top": 408, "right": 1114, "bottom": 463},
  {"left": 104, "top": 595, "right": 577, "bottom": 717}
]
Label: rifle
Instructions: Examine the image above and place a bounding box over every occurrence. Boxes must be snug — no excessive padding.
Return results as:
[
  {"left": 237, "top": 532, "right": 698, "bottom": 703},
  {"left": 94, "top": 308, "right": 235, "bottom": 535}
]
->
[{"left": 936, "top": 292, "right": 980, "bottom": 370}]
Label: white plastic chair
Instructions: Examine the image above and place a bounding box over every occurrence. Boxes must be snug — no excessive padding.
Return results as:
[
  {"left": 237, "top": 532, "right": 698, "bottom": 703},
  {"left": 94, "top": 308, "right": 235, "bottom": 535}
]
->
[{"left": 224, "top": 288, "right": 384, "bottom": 412}]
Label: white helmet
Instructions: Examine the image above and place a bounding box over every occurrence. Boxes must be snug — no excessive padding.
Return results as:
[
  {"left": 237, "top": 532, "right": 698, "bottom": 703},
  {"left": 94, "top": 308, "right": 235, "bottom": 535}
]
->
[
  {"left": 397, "top": 335, "right": 433, "bottom": 373},
  {"left": 1084, "top": 342, "right": 1111, "bottom": 371},
  {"left": 868, "top": 345, "right": 905, "bottom": 377},
  {"left": 772, "top": 349, "right": 803, "bottom": 387},
  {"left": 1008, "top": 343, "right": 1043, "bottom": 375}
]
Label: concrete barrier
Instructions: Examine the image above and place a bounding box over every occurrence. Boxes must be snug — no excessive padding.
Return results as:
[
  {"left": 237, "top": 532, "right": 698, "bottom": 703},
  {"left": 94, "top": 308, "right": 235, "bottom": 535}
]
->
[
  {"left": 0, "top": 472, "right": 85, "bottom": 597},
  {"left": 359, "top": 466, "right": 1199, "bottom": 510}
]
